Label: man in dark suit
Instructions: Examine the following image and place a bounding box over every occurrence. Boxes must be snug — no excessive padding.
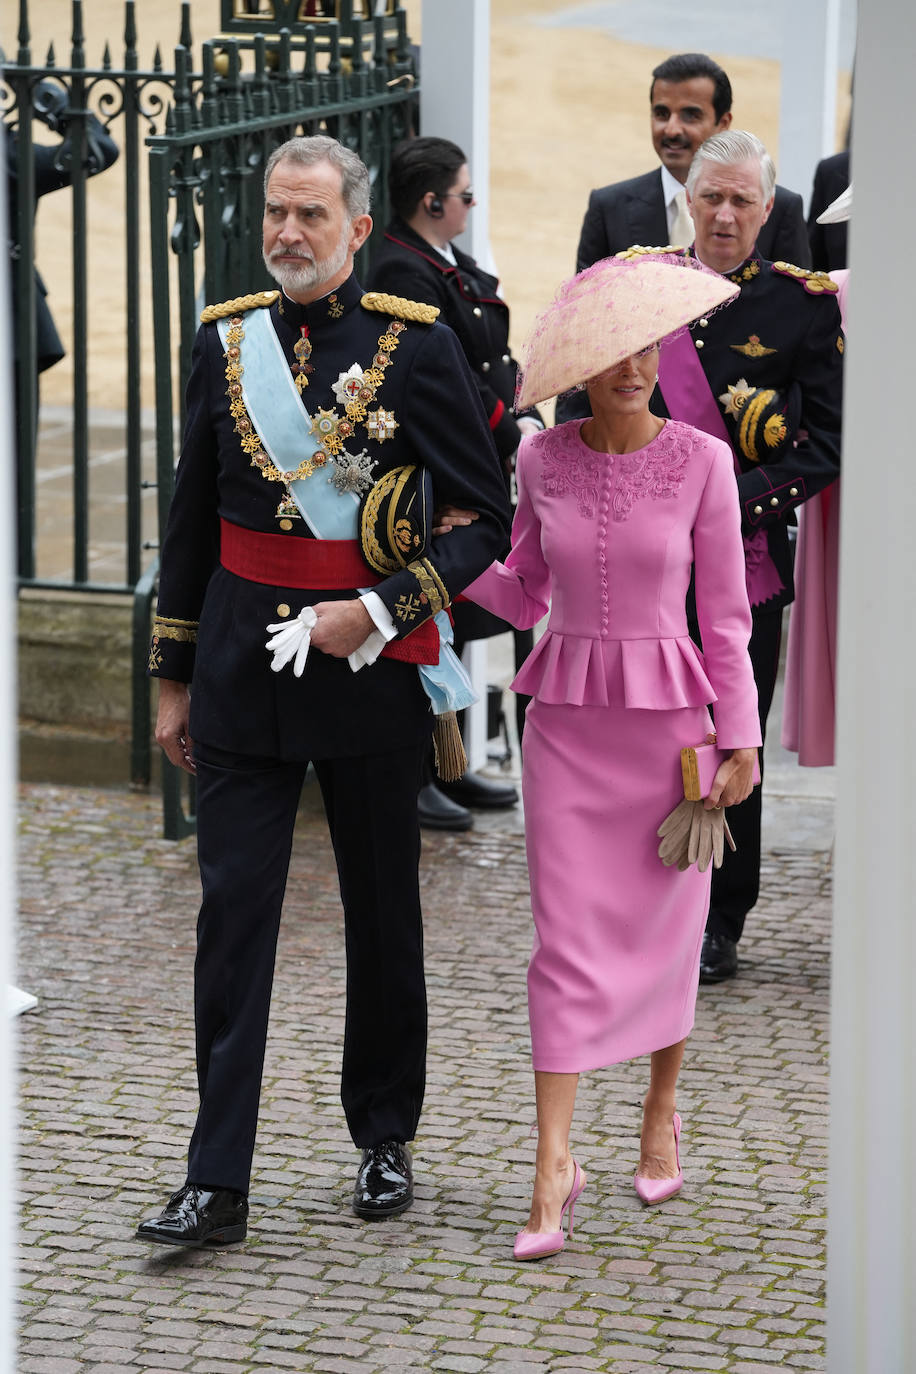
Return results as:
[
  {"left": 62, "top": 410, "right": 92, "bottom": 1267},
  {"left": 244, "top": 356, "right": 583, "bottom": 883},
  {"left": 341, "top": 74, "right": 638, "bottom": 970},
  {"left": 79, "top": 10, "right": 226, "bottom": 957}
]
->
[
  {"left": 135, "top": 135, "right": 510, "bottom": 1247},
  {"left": 573, "top": 53, "right": 810, "bottom": 277},
  {"left": 807, "top": 149, "right": 850, "bottom": 271}
]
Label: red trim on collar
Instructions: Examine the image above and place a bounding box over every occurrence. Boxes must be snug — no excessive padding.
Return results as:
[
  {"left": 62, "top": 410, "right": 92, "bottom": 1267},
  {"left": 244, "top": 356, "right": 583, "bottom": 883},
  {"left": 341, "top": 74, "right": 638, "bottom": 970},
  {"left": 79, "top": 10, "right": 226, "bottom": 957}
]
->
[
  {"left": 382, "top": 232, "right": 506, "bottom": 308},
  {"left": 384, "top": 232, "right": 457, "bottom": 276}
]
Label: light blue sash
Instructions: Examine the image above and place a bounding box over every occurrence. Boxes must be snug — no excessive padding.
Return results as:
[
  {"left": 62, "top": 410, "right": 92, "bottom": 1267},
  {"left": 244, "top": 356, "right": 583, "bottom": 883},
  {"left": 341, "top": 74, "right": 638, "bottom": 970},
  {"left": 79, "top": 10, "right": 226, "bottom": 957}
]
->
[
  {"left": 216, "top": 308, "right": 359, "bottom": 539},
  {"left": 218, "top": 304, "right": 476, "bottom": 715}
]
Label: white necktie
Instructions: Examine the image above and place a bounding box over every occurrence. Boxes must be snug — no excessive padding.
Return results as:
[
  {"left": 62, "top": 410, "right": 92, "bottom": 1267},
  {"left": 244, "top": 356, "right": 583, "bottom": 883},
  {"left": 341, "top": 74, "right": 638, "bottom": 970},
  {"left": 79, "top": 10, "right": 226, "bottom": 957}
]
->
[{"left": 670, "top": 188, "right": 695, "bottom": 247}]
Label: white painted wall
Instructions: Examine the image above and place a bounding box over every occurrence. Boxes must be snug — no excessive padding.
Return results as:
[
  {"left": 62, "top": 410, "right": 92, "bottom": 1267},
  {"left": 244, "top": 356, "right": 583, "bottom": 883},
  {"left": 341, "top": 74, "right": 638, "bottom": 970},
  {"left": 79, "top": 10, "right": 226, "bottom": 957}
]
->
[
  {"left": 419, "top": 0, "right": 491, "bottom": 265},
  {"left": 0, "top": 152, "right": 18, "bottom": 1374},
  {"left": 828, "top": 0, "right": 916, "bottom": 1366},
  {"left": 779, "top": 0, "right": 841, "bottom": 211},
  {"left": 420, "top": 0, "right": 493, "bottom": 765}
]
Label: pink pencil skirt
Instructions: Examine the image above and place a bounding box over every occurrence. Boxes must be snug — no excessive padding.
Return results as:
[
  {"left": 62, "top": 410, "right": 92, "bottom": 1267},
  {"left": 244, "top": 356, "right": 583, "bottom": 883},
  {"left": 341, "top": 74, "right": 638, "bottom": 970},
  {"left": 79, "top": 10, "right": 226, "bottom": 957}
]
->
[{"left": 521, "top": 698, "right": 713, "bottom": 1073}]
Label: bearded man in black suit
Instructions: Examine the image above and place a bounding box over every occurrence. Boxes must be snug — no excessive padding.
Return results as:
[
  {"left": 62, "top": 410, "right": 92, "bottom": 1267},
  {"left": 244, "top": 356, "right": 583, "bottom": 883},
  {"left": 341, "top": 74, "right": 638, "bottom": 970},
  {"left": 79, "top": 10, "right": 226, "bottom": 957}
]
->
[{"left": 573, "top": 52, "right": 810, "bottom": 276}]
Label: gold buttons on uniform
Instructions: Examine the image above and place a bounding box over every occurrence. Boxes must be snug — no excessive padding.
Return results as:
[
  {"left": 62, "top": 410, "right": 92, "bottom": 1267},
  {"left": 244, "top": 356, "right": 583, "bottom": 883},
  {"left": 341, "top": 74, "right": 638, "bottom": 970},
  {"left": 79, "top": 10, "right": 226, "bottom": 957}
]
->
[
  {"left": 279, "top": 518, "right": 293, "bottom": 531},
  {"left": 770, "top": 497, "right": 779, "bottom": 507},
  {"left": 276, "top": 604, "right": 291, "bottom": 618},
  {"left": 753, "top": 505, "right": 763, "bottom": 515},
  {"left": 473, "top": 307, "right": 482, "bottom": 317},
  {"left": 789, "top": 487, "right": 798, "bottom": 497}
]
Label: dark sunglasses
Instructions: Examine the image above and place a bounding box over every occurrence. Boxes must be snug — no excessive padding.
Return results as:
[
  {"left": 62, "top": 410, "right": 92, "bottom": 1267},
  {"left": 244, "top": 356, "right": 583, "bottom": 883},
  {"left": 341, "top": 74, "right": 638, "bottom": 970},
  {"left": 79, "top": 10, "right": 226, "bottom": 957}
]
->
[{"left": 443, "top": 190, "right": 475, "bottom": 206}]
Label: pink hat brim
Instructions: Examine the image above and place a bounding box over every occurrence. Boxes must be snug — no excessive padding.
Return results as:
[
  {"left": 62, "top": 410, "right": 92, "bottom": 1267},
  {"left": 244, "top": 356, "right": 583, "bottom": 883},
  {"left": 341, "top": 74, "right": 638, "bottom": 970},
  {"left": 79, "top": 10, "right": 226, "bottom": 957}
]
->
[{"left": 517, "top": 256, "right": 740, "bottom": 409}]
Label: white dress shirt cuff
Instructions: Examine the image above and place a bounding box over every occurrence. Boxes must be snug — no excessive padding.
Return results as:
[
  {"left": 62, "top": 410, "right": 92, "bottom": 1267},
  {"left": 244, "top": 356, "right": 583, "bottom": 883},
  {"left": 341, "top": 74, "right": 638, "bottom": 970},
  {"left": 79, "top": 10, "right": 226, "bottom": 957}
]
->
[{"left": 348, "top": 590, "right": 398, "bottom": 671}]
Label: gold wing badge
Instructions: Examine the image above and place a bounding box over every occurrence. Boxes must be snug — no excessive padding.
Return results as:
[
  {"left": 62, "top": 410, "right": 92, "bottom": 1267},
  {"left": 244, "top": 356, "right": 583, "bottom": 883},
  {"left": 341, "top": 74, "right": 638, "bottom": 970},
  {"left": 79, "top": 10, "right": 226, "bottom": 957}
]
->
[{"left": 730, "top": 334, "right": 777, "bottom": 358}]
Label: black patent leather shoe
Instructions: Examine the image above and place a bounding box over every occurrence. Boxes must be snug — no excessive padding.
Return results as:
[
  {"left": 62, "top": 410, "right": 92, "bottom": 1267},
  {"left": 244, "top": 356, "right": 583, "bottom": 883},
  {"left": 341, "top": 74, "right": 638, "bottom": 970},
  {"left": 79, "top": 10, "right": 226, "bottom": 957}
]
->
[
  {"left": 417, "top": 781, "right": 473, "bottom": 831},
  {"left": 135, "top": 1183, "right": 248, "bottom": 1247},
  {"left": 439, "top": 769, "right": 518, "bottom": 810},
  {"left": 353, "top": 1141, "right": 414, "bottom": 1220},
  {"left": 699, "top": 931, "right": 739, "bottom": 984}
]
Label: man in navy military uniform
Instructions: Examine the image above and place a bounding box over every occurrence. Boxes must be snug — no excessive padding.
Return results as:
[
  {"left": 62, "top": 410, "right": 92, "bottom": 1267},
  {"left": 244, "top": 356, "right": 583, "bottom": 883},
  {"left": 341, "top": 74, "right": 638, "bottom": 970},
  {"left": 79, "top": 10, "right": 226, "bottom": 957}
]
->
[
  {"left": 660, "top": 130, "right": 842, "bottom": 981},
  {"left": 135, "top": 135, "right": 510, "bottom": 1247}
]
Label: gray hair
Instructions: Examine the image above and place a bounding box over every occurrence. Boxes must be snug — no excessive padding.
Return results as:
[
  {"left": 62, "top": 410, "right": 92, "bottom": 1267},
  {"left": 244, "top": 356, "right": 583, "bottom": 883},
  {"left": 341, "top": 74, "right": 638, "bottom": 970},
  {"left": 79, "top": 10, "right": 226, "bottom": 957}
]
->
[
  {"left": 686, "top": 129, "right": 776, "bottom": 202},
  {"left": 263, "top": 135, "right": 371, "bottom": 219}
]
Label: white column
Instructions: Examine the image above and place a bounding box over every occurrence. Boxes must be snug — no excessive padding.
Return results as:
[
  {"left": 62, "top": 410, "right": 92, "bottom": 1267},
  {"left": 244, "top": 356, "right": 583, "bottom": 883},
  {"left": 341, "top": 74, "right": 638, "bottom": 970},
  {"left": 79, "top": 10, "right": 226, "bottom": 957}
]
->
[
  {"left": 421, "top": 0, "right": 492, "bottom": 767},
  {"left": 0, "top": 157, "right": 18, "bottom": 1374},
  {"left": 778, "top": 0, "right": 840, "bottom": 208},
  {"left": 419, "top": 0, "right": 490, "bottom": 263},
  {"left": 828, "top": 0, "right": 916, "bottom": 1367}
]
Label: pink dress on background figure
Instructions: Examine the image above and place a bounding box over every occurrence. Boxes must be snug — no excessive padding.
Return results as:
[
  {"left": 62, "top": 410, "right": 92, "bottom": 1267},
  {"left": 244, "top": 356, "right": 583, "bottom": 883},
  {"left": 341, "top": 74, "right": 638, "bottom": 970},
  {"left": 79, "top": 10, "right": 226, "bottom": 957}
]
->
[
  {"left": 464, "top": 420, "right": 761, "bottom": 1072},
  {"left": 781, "top": 269, "right": 847, "bottom": 766}
]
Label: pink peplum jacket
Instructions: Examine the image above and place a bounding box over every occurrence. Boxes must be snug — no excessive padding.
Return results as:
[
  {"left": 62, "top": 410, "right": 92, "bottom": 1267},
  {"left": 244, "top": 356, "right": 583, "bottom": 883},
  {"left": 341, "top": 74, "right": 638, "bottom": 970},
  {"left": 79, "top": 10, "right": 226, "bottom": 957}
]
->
[{"left": 462, "top": 419, "right": 762, "bottom": 750}]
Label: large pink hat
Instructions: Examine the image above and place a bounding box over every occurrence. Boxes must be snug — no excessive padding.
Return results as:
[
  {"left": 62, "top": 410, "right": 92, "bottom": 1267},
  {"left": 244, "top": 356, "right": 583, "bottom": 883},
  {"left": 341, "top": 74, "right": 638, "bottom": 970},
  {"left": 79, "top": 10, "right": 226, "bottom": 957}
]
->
[{"left": 516, "top": 254, "right": 739, "bottom": 409}]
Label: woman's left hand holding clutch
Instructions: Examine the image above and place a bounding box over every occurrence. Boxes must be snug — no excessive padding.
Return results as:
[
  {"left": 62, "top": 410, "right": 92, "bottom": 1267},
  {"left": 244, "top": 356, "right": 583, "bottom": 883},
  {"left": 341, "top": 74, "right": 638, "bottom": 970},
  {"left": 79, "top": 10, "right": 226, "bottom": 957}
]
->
[{"left": 705, "top": 748, "right": 759, "bottom": 810}]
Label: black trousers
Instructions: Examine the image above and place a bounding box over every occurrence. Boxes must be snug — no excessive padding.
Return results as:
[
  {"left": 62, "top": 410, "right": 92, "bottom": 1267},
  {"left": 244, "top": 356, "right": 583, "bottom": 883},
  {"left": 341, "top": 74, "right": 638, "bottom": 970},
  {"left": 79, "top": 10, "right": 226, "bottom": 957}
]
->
[
  {"left": 706, "top": 607, "right": 783, "bottom": 944},
  {"left": 187, "top": 739, "right": 427, "bottom": 1195}
]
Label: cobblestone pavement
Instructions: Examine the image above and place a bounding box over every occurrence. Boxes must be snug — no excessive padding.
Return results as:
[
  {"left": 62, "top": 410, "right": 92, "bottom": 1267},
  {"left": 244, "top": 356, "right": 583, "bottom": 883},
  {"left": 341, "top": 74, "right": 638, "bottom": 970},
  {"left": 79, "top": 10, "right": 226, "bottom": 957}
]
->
[{"left": 15, "top": 780, "right": 831, "bottom": 1373}]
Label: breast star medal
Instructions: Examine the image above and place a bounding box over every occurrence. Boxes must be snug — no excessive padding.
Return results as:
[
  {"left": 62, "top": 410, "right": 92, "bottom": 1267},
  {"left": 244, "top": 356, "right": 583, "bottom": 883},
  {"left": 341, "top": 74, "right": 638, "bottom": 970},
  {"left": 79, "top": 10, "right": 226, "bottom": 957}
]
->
[
  {"left": 719, "top": 378, "right": 755, "bottom": 416},
  {"left": 330, "top": 448, "right": 377, "bottom": 495}
]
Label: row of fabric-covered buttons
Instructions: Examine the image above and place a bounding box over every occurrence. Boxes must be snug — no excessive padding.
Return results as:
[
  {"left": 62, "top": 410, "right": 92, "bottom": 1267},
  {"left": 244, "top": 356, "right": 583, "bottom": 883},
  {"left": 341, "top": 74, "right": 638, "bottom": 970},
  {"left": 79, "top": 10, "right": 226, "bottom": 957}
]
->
[{"left": 597, "top": 460, "right": 613, "bottom": 634}]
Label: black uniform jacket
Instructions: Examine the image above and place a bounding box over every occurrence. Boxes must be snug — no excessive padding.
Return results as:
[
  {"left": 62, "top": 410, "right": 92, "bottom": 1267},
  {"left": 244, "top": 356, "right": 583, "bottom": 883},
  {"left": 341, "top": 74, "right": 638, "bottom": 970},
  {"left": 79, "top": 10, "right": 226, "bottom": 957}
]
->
[
  {"left": 574, "top": 169, "right": 811, "bottom": 275},
  {"left": 149, "top": 273, "right": 511, "bottom": 760},
  {"left": 558, "top": 253, "right": 844, "bottom": 612},
  {"left": 807, "top": 150, "right": 850, "bottom": 272},
  {"left": 368, "top": 217, "right": 541, "bottom": 462}
]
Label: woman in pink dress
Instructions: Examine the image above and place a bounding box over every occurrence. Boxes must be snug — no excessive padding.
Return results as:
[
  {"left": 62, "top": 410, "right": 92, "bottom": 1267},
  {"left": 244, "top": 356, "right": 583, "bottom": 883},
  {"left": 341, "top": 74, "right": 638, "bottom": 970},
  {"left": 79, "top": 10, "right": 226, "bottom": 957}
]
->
[{"left": 461, "top": 256, "right": 762, "bottom": 1259}]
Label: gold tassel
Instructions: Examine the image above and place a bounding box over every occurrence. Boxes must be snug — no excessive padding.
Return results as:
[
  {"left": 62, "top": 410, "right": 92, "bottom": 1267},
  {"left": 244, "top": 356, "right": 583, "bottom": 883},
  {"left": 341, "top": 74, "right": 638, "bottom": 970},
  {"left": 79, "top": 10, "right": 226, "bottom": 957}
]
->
[{"left": 432, "top": 711, "right": 467, "bottom": 782}]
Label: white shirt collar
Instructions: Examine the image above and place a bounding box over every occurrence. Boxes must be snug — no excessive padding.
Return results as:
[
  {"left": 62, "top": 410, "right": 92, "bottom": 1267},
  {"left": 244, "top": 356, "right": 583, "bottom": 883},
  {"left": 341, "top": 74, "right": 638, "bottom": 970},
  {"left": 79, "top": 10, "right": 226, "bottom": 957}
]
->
[{"left": 660, "top": 163, "right": 687, "bottom": 209}]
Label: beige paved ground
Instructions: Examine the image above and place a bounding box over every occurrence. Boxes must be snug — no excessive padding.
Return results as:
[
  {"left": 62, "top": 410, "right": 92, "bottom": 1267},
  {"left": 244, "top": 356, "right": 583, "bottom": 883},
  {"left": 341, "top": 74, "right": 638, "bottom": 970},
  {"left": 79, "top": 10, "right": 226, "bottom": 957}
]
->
[{"left": 15, "top": 779, "right": 829, "bottom": 1372}]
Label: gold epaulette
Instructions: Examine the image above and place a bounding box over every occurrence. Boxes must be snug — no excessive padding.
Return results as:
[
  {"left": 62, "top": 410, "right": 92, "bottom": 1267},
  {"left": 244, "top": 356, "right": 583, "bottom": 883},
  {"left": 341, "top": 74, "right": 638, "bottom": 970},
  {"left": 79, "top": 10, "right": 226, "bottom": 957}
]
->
[
  {"left": 771, "top": 262, "right": 839, "bottom": 295},
  {"left": 200, "top": 290, "right": 280, "bottom": 324},
  {"left": 360, "top": 291, "right": 439, "bottom": 324},
  {"left": 615, "top": 244, "right": 688, "bottom": 260}
]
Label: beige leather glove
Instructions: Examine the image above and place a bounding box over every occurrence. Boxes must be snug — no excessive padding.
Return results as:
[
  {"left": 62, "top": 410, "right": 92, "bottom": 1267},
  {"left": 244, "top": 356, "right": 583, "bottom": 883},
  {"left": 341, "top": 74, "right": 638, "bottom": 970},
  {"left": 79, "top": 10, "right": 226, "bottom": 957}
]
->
[
  {"left": 657, "top": 799, "right": 696, "bottom": 870},
  {"left": 658, "top": 800, "right": 737, "bottom": 872}
]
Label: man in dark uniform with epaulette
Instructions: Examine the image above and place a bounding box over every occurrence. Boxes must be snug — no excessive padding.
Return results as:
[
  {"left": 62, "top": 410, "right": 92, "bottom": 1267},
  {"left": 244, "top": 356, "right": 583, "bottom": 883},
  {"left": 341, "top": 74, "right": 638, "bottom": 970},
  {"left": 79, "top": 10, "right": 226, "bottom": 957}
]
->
[
  {"left": 135, "top": 135, "right": 510, "bottom": 1247},
  {"left": 557, "top": 130, "right": 843, "bottom": 983}
]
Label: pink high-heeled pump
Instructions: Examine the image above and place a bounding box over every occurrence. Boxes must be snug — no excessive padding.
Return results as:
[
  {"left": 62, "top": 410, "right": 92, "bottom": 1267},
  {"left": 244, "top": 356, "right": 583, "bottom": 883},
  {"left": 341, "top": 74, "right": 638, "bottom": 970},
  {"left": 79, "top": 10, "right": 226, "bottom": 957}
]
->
[
  {"left": 513, "top": 1159, "right": 587, "bottom": 1261},
  {"left": 634, "top": 1111, "right": 683, "bottom": 1205}
]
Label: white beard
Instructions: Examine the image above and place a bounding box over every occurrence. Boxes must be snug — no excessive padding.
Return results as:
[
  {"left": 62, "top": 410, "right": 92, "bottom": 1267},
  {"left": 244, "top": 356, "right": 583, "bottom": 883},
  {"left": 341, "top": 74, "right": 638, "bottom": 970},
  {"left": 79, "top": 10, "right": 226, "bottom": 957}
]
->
[{"left": 263, "top": 223, "right": 351, "bottom": 296}]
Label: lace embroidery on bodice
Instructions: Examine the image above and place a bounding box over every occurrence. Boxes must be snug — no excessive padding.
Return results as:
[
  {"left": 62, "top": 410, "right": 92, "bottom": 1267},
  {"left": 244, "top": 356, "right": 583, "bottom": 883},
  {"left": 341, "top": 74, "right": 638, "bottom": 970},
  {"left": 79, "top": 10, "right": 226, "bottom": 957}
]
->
[
  {"left": 539, "top": 425, "right": 604, "bottom": 517},
  {"left": 539, "top": 421, "right": 694, "bottom": 521}
]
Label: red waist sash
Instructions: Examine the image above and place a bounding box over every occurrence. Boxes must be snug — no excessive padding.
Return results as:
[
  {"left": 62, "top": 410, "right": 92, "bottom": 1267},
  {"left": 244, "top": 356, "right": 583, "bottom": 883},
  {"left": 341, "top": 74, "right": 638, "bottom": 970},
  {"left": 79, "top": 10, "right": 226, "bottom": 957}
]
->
[{"left": 219, "top": 517, "right": 440, "bottom": 665}]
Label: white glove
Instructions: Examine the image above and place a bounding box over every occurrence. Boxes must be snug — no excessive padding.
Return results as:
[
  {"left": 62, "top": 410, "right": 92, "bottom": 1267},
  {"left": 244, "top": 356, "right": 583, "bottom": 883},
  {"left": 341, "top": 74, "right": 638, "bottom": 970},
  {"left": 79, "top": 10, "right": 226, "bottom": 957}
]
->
[{"left": 265, "top": 606, "right": 318, "bottom": 678}]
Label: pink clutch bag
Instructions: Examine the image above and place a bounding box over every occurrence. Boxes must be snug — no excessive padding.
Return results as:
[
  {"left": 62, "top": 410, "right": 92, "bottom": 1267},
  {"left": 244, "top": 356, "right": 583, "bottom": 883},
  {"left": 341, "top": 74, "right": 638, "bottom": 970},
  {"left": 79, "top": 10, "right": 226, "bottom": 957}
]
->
[{"left": 680, "top": 743, "right": 760, "bottom": 801}]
